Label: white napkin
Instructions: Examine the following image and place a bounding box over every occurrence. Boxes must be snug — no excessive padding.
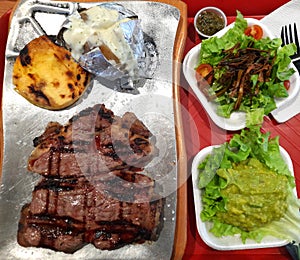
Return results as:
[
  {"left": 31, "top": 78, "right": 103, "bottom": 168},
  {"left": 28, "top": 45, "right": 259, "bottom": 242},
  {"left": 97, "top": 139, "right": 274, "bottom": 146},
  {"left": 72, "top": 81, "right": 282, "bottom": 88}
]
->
[{"left": 261, "top": 0, "right": 300, "bottom": 122}]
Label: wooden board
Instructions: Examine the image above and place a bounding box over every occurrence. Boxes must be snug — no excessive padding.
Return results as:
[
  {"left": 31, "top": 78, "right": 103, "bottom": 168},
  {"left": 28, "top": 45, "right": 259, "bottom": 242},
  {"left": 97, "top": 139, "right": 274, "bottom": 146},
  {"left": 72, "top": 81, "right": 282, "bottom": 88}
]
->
[
  {"left": 0, "top": 1, "right": 16, "bottom": 17},
  {"left": 3, "top": 0, "right": 188, "bottom": 259}
]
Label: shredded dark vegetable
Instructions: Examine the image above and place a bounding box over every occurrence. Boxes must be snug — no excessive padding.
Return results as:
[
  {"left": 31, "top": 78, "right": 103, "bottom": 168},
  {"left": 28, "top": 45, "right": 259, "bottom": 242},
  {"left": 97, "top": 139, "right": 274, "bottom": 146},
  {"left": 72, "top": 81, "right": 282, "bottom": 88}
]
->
[{"left": 202, "top": 42, "right": 276, "bottom": 110}]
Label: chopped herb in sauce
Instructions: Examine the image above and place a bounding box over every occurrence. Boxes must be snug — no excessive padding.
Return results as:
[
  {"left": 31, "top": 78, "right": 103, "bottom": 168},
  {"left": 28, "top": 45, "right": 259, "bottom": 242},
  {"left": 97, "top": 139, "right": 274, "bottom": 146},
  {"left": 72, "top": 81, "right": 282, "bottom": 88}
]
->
[{"left": 196, "top": 11, "right": 225, "bottom": 36}]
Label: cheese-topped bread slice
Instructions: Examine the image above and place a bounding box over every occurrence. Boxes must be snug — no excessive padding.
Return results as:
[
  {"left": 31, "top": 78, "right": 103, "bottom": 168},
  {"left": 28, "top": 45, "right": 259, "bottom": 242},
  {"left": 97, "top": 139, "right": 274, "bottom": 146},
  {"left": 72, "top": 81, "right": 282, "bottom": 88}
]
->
[{"left": 13, "top": 35, "right": 90, "bottom": 110}]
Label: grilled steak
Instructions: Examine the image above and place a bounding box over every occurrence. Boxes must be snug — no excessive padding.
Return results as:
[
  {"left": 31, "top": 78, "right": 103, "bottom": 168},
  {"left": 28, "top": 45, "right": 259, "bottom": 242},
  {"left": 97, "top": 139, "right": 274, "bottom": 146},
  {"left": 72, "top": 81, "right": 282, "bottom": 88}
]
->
[
  {"left": 18, "top": 104, "right": 164, "bottom": 253},
  {"left": 28, "top": 104, "right": 157, "bottom": 178}
]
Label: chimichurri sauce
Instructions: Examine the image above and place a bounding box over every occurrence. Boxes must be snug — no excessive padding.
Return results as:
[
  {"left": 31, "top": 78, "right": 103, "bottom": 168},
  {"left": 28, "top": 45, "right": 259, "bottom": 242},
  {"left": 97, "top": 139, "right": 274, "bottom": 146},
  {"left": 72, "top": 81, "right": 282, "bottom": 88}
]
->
[{"left": 196, "top": 11, "right": 225, "bottom": 36}]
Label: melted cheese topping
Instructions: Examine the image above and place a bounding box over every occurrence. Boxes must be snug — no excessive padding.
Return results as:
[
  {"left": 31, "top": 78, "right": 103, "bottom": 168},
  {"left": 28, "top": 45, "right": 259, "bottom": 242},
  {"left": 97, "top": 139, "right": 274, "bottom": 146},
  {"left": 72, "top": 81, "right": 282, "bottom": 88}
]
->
[{"left": 63, "top": 6, "right": 138, "bottom": 74}]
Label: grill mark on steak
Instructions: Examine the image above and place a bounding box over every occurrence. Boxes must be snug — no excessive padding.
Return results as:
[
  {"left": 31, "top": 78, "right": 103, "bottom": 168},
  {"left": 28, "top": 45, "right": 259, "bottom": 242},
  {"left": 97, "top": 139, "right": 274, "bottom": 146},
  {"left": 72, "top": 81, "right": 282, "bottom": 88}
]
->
[
  {"left": 18, "top": 204, "right": 87, "bottom": 253},
  {"left": 19, "top": 174, "right": 164, "bottom": 253},
  {"left": 30, "top": 172, "right": 156, "bottom": 217},
  {"left": 28, "top": 104, "right": 158, "bottom": 178},
  {"left": 19, "top": 202, "right": 161, "bottom": 253},
  {"left": 18, "top": 104, "right": 164, "bottom": 254}
]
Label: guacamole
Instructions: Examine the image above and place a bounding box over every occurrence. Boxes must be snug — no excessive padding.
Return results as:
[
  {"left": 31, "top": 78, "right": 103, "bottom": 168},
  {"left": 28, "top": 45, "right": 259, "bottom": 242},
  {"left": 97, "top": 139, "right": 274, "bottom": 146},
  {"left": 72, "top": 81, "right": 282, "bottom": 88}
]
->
[{"left": 216, "top": 158, "right": 289, "bottom": 231}]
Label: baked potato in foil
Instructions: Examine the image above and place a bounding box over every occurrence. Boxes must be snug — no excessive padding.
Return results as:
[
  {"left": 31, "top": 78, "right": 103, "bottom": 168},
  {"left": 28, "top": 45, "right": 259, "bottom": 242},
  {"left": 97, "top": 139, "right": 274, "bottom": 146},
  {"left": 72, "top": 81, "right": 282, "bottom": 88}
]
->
[{"left": 57, "top": 3, "right": 157, "bottom": 92}]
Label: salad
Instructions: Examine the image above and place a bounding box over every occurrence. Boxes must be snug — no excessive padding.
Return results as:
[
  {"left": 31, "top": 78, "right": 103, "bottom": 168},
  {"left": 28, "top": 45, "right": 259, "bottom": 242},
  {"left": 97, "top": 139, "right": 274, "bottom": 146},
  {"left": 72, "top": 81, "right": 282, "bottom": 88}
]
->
[
  {"left": 195, "top": 11, "right": 297, "bottom": 119},
  {"left": 197, "top": 125, "right": 300, "bottom": 245}
]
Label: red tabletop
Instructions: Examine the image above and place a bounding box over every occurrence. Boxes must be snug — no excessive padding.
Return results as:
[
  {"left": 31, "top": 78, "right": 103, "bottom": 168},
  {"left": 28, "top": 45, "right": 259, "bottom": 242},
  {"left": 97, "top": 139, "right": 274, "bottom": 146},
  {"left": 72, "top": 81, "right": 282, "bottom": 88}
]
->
[{"left": 182, "top": 0, "right": 292, "bottom": 17}]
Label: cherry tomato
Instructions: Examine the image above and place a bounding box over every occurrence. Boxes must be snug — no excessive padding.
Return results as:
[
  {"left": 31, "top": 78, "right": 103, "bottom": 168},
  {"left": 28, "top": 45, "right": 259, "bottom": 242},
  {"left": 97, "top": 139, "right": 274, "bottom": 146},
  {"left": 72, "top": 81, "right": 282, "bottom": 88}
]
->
[
  {"left": 283, "top": 80, "right": 290, "bottom": 90},
  {"left": 195, "top": 63, "right": 213, "bottom": 83},
  {"left": 244, "top": 24, "right": 263, "bottom": 40}
]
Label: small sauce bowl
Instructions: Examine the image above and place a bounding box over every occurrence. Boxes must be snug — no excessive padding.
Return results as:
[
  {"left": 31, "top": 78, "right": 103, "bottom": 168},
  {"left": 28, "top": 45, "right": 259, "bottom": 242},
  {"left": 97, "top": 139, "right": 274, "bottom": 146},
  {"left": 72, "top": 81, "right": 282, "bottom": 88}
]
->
[{"left": 194, "top": 7, "right": 227, "bottom": 38}]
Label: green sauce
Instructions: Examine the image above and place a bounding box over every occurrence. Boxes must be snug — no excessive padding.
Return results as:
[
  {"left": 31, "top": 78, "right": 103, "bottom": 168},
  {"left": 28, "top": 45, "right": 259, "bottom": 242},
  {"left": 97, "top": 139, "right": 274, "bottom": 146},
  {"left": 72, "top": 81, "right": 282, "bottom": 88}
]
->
[
  {"left": 216, "top": 158, "right": 289, "bottom": 231},
  {"left": 196, "top": 11, "right": 225, "bottom": 36}
]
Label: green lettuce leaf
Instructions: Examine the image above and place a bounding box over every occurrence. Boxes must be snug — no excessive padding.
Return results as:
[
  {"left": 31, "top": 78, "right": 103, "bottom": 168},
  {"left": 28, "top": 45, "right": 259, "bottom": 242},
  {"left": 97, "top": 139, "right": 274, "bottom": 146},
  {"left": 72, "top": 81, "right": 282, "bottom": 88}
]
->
[
  {"left": 197, "top": 11, "right": 296, "bottom": 120},
  {"left": 198, "top": 125, "right": 299, "bottom": 244},
  {"left": 198, "top": 144, "right": 226, "bottom": 189}
]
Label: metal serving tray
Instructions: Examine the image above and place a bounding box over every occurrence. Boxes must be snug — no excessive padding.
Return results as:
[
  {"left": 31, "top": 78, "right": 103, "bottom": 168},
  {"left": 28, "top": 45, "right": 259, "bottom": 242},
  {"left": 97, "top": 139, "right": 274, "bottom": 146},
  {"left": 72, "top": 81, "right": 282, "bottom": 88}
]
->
[{"left": 0, "top": 0, "right": 183, "bottom": 259}]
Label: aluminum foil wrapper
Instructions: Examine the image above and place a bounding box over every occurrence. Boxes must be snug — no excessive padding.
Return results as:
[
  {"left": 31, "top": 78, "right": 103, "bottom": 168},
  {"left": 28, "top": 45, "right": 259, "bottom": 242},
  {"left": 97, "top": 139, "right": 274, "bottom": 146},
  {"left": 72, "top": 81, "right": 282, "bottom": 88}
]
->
[{"left": 60, "top": 3, "right": 154, "bottom": 93}]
